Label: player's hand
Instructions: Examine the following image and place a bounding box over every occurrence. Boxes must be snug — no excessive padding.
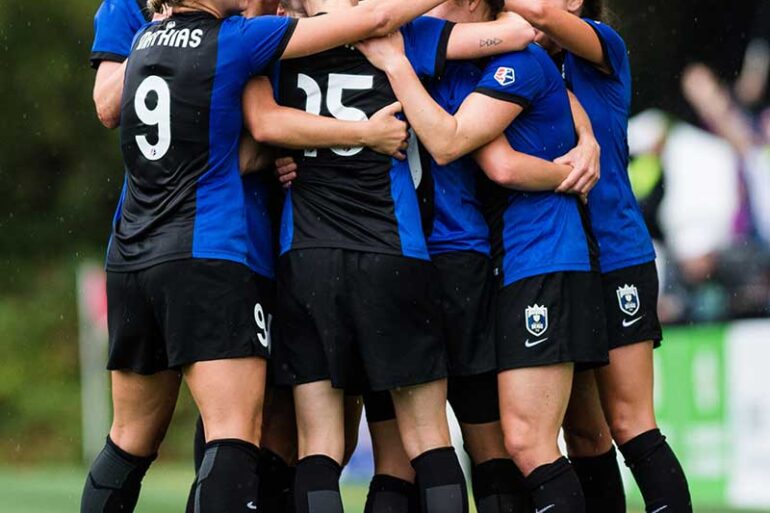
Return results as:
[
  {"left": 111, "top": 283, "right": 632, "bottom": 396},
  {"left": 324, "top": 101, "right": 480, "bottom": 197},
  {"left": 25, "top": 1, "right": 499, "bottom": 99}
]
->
[
  {"left": 275, "top": 157, "right": 297, "bottom": 189},
  {"left": 355, "top": 32, "right": 406, "bottom": 73},
  {"left": 365, "top": 102, "right": 409, "bottom": 159},
  {"left": 554, "top": 135, "right": 600, "bottom": 196}
]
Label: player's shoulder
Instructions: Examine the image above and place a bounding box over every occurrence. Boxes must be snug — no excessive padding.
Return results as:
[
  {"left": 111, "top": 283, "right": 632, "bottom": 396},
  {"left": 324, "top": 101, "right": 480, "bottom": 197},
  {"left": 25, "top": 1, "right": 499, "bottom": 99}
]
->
[
  {"left": 96, "top": 0, "right": 149, "bottom": 21},
  {"left": 582, "top": 18, "right": 627, "bottom": 53}
]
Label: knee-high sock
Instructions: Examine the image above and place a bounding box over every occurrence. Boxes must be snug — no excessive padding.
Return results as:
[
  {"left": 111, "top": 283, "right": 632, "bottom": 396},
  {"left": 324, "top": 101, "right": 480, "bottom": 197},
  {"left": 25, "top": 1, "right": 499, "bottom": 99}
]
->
[
  {"left": 619, "top": 429, "right": 692, "bottom": 513},
  {"left": 411, "top": 447, "right": 468, "bottom": 513},
  {"left": 571, "top": 447, "right": 626, "bottom": 513},
  {"left": 259, "top": 448, "right": 294, "bottom": 513},
  {"left": 525, "top": 457, "right": 586, "bottom": 513},
  {"left": 185, "top": 416, "right": 207, "bottom": 513},
  {"left": 193, "top": 439, "right": 261, "bottom": 513},
  {"left": 294, "top": 455, "right": 343, "bottom": 513},
  {"left": 471, "top": 458, "right": 531, "bottom": 513},
  {"left": 80, "top": 437, "right": 156, "bottom": 513},
  {"left": 364, "top": 474, "right": 416, "bottom": 513}
]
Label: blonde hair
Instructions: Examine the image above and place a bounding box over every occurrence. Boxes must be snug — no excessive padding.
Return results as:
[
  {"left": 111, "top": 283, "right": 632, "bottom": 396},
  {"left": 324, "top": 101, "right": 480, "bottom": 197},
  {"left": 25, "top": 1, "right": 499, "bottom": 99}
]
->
[{"left": 147, "top": 0, "right": 185, "bottom": 14}]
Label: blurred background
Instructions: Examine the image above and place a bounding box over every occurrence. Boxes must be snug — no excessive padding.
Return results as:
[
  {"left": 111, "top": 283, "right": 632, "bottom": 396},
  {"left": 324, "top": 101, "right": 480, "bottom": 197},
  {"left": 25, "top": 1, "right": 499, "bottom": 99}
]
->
[{"left": 1, "top": 0, "right": 770, "bottom": 511}]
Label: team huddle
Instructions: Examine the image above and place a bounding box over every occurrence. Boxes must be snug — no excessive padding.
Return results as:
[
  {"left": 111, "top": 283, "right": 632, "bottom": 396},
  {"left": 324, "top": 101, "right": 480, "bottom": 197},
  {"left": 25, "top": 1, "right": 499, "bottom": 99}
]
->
[{"left": 82, "top": 0, "right": 694, "bottom": 513}]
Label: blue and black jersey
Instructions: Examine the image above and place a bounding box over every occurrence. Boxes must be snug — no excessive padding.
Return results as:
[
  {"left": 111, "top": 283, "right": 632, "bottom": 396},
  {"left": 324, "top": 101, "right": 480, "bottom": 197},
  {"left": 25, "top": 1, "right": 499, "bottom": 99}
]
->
[
  {"left": 426, "top": 61, "right": 490, "bottom": 256},
  {"left": 475, "top": 44, "right": 594, "bottom": 287},
  {"left": 90, "top": 0, "right": 151, "bottom": 68},
  {"left": 273, "top": 16, "right": 455, "bottom": 261},
  {"left": 562, "top": 20, "right": 655, "bottom": 273},
  {"left": 108, "top": 13, "right": 297, "bottom": 277}
]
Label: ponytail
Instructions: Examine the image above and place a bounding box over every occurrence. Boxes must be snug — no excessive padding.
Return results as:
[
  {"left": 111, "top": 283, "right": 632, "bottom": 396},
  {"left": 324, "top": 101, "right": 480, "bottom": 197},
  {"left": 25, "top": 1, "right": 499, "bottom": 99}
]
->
[{"left": 147, "top": 0, "right": 184, "bottom": 14}]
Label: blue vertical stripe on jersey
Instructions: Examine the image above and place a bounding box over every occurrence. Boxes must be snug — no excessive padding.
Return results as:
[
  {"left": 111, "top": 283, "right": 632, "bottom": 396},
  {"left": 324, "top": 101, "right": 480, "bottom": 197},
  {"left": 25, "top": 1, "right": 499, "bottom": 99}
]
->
[
  {"left": 389, "top": 159, "right": 430, "bottom": 260},
  {"left": 105, "top": 177, "right": 128, "bottom": 267},
  {"left": 279, "top": 189, "right": 295, "bottom": 256},
  {"left": 192, "top": 25, "right": 250, "bottom": 267}
]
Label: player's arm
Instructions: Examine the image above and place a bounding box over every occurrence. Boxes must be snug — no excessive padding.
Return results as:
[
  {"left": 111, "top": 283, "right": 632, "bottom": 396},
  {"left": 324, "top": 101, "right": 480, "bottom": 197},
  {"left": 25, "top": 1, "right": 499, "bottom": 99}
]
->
[
  {"left": 358, "top": 33, "right": 520, "bottom": 165},
  {"left": 474, "top": 135, "right": 572, "bottom": 190},
  {"left": 445, "top": 12, "right": 535, "bottom": 60},
  {"left": 239, "top": 133, "right": 276, "bottom": 175},
  {"left": 242, "top": 77, "right": 408, "bottom": 158},
  {"left": 504, "top": 0, "right": 608, "bottom": 72},
  {"left": 281, "top": 0, "right": 449, "bottom": 59},
  {"left": 554, "top": 91, "right": 601, "bottom": 195},
  {"left": 93, "top": 61, "right": 127, "bottom": 129}
]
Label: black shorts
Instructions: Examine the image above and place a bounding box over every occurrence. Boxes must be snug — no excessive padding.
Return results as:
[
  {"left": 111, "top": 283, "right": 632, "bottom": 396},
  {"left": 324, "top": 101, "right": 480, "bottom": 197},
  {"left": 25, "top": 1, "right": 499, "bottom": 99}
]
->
[
  {"left": 275, "top": 248, "right": 447, "bottom": 392},
  {"left": 496, "top": 271, "right": 608, "bottom": 371},
  {"left": 601, "top": 261, "right": 663, "bottom": 350},
  {"left": 433, "top": 251, "right": 496, "bottom": 377},
  {"left": 107, "top": 259, "right": 274, "bottom": 375}
]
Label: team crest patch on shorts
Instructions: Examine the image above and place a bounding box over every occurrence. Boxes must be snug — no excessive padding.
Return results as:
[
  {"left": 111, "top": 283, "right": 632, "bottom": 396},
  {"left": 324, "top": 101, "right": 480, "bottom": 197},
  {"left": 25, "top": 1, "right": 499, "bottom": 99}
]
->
[
  {"left": 525, "top": 304, "right": 548, "bottom": 336},
  {"left": 616, "top": 284, "right": 640, "bottom": 317},
  {"left": 494, "top": 66, "right": 516, "bottom": 86}
]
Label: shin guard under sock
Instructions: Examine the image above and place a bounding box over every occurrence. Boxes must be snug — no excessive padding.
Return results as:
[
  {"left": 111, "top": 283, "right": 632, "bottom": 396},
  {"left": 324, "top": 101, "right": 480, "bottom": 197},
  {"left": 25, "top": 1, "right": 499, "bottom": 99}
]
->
[
  {"left": 80, "top": 437, "right": 156, "bottom": 513},
  {"left": 619, "top": 429, "right": 692, "bottom": 512},
  {"left": 193, "top": 439, "right": 261, "bottom": 513},
  {"left": 411, "top": 447, "right": 468, "bottom": 513},
  {"left": 364, "top": 474, "right": 416, "bottom": 513},
  {"left": 294, "top": 455, "right": 343, "bottom": 513},
  {"left": 571, "top": 447, "right": 626, "bottom": 513},
  {"left": 258, "top": 448, "right": 294, "bottom": 513},
  {"left": 471, "top": 459, "right": 532, "bottom": 513},
  {"left": 525, "top": 457, "right": 586, "bottom": 513}
]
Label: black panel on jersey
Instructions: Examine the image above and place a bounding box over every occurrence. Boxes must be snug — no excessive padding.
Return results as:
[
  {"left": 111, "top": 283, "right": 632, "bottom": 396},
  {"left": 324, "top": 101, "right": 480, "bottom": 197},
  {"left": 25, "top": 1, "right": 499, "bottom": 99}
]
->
[
  {"left": 276, "top": 47, "right": 404, "bottom": 254},
  {"left": 113, "top": 15, "right": 220, "bottom": 270}
]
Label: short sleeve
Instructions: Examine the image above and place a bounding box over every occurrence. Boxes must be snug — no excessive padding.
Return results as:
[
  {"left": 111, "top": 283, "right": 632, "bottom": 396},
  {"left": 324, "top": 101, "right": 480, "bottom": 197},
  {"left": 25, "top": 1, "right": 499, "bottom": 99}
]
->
[
  {"left": 401, "top": 16, "right": 455, "bottom": 79},
  {"left": 238, "top": 16, "right": 298, "bottom": 76},
  {"left": 474, "top": 51, "right": 545, "bottom": 108},
  {"left": 90, "top": 0, "right": 148, "bottom": 68},
  {"left": 583, "top": 19, "right": 627, "bottom": 76}
]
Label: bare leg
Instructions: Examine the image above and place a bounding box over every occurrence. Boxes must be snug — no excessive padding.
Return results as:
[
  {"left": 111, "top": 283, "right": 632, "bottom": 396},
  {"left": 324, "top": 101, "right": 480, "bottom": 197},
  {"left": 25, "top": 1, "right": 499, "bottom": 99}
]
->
[
  {"left": 370, "top": 419, "right": 416, "bottom": 482},
  {"left": 262, "top": 386, "right": 299, "bottom": 464},
  {"left": 343, "top": 395, "right": 364, "bottom": 467},
  {"left": 562, "top": 370, "right": 614, "bottom": 457}
]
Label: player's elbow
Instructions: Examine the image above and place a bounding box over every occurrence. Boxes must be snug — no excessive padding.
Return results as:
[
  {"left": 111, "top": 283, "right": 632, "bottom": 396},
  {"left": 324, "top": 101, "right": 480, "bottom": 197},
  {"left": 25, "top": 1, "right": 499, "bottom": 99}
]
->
[
  {"left": 247, "top": 117, "right": 280, "bottom": 145},
  {"left": 485, "top": 164, "right": 520, "bottom": 188},
  {"left": 522, "top": 3, "right": 549, "bottom": 27},
  {"left": 432, "top": 145, "right": 463, "bottom": 166},
  {"left": 95, "top": 102, "right": 120, "bottom": 129}
]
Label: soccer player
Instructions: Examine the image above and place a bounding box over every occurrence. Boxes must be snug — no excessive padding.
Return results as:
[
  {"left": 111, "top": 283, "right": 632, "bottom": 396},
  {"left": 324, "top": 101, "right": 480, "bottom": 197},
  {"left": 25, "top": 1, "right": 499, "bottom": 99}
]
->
[
  {"left": 79, "top": 0, "right": 473, "bottom": 511},
  {"left": 503, "top": 1, "right": 693, "bottom": 511},
  {"left": 358, "top": 24, "right": 609, "bottom": 512}
]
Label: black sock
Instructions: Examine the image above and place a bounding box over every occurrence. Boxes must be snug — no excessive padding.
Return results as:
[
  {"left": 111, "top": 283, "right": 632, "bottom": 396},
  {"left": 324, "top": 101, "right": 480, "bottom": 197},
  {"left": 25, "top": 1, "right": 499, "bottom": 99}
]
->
[
  {"left": 364, "top": 474, "right": 416, "bottom": 513},
  {"left": 185, "top": 416, "right": 207, "bottom": 513},
  {"left": 571, "top": 447, "right": 626, "bottom": 513},
  {"left": 411, "top": 447, "right": 468, "bottom": 513},
  {"left": 294, "top": 455, "right": 343, "bottom": 513},
  {"left": 80, "top": 437, "right": 156, "bottom": 513},
  {"left": 193, "top": 439, "right": 261, "bottom": 513},
  {"left": 259, "top": 448, "right": 294, "bottom": 513},
  {"left": 619, "top": 429, "right": 692, "bottom": 513},
  {"left": 525, "top": 457, "right": 585, "bottom": 513},
  {"left": 471, "top": 459, "right": 531, "bottom": 513}
]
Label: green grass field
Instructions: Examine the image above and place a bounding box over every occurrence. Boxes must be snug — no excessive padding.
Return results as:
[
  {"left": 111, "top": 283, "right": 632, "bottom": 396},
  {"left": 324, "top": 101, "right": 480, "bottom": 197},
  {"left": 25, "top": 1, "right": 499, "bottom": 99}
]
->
[{"left": 1, "top": 464, "right": 762, "bottom": 513}]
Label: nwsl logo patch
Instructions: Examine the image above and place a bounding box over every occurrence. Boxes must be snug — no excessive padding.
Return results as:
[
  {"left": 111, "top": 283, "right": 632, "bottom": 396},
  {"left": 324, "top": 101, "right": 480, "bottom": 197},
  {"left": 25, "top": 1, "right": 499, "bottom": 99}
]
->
[{"left": 494, "top": 67, "right": 516, "bottom": 86}]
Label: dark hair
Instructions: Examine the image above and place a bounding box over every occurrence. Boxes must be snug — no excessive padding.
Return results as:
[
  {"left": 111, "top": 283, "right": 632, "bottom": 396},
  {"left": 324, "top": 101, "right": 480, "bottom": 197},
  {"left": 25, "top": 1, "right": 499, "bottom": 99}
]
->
[
  {"left": 486, "top": 0, "right": 505, "bottom": 18},
  {"left": 147, "top": 0, "right": 184, "bottom": 14},
  {"left": 581, "top": 0, "right": 607, "bottom": 21}
]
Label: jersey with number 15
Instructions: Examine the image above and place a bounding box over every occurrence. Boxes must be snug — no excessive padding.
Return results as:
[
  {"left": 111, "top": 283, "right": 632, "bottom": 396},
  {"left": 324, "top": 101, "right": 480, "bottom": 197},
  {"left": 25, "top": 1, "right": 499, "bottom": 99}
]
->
[
  {"left": 109, "top": 12, "right": 297, "bottom": 274},
  {"left": 273, "top": 16, "right": 454, "bottom": 260}
]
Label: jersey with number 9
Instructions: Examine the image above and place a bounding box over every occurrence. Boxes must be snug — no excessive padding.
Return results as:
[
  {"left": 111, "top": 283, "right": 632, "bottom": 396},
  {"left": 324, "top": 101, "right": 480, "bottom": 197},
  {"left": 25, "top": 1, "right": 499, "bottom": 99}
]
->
[{"left": 111, "top": 12, "right": 297, "bottom": 275}]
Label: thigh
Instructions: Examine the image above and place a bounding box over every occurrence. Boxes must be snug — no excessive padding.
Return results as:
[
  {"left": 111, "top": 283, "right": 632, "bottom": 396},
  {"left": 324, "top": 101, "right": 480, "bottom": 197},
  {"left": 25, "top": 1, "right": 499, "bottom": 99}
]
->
[
  {"left": 294, "top": 380, "right": 346, "bottom": 463},
  {"left": 351, "top": 253, "right": 447, "bottom": 391},
  {"left": 147, "top": 259, "right": 272, "bottom": 369},
  {"left": 185, "top": 357, "right": 267, "bottom": 444},
  {"left": 602, "top": 261, "right": 663, "bottom": 350},
  {"left": 106, "top": 271, "right": 166, "bottom": 374},
  {"left": 432, "top": 252, "right": 497, "bottom": 377},
  {"left": 562, "top": 370, "right": 613, "bottom": 457},
  {"left": 390, "top": 380, "right": 450, "bottom": 459},
  {"left": 110, "top": 369, "right": 181, "bottom": 457}
]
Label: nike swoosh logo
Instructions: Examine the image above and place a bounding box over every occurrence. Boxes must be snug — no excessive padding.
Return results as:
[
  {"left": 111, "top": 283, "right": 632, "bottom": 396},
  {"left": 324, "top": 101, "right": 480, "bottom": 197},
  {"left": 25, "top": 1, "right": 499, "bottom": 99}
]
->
[
  {"left": 246, "top": 501, "right": 258, "bottom": 510},
  {"left": 651, "top": 506, "right": 668, "bottom": 513},
  {"left": 622, "top": 315, "right": 644, "bottom": 328},
  {"left": 525, "top": 338, "right": 548, "bottom": 348},
  {"left": 535, "top": 505, "right": 556, "bottom": 513}
]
